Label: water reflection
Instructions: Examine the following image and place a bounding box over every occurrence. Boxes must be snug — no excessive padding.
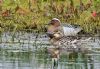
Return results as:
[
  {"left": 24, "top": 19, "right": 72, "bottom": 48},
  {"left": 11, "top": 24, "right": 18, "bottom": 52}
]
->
[
  {"left": 0, "top": 32, "right": 100, "bottom": 69},
  {"left": 0, "top": 49, "right": 100, "bottom": 69}
]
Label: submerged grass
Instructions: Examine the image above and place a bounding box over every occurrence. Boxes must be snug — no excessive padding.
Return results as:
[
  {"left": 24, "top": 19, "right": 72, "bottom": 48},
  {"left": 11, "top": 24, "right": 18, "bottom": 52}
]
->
[{"left": 0, "top": 0, "right": 100, "bottom": 34}]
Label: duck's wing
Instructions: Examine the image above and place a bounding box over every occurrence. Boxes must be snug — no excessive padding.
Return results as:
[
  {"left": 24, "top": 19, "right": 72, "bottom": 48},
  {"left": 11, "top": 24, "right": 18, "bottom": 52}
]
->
[
  {"left": 61, "top": 24, "right": 80, "bottom": 28},
  {"left": 61, "top": 24, "right": 82, "bottom": 36}
]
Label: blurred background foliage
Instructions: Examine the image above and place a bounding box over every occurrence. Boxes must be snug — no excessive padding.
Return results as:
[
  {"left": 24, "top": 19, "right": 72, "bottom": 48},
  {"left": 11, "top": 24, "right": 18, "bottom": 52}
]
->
[{"left": 0, "top": 0, "right": 100, "bottom": 34}]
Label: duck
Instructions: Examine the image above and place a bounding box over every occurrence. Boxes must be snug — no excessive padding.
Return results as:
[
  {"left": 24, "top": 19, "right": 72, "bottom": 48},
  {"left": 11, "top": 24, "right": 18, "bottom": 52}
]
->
[
  {"left": 47, "top": 18, "right": 82, "bottom": 38},
  {"left": 47, "top": 18, "right": 92, "bottom": 50},
  {"left": 47, "top": 18, "right": 83, "bottom": 45}
]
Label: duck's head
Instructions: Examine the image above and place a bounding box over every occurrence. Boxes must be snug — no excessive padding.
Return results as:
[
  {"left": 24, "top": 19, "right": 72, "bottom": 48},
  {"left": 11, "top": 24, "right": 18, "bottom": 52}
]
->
[
  {"left": 48, "top": 18, "right": 61, "bottom": 27},
  {"left": 53, "top": 32, "right": 63, "bottom": 39}
]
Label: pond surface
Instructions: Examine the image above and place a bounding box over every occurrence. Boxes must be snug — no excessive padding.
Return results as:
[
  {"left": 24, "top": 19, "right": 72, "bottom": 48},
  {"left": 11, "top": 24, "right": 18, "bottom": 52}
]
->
[
  {"left": 0, "top": 50, "right": 100, "bottom": 69},
  {"left": 0, "top": 32, "right": 100, "bottom": 69}
]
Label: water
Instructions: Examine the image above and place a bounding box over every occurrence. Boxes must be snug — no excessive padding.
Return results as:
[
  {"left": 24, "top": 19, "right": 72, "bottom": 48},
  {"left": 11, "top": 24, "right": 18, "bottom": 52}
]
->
[
  {"left": 0, "top": 32, "right": 100, "bottom": 69},
  {"left": 0, "top": 50, "right": 100, "bottom": 69}
]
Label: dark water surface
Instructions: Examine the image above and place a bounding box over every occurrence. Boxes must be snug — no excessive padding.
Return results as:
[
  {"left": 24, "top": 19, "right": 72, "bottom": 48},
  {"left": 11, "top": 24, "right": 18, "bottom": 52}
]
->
[
  {"left": 0, "top": 50, "right": 100, "bottom": 69},
  {"left": 0, "top": 32, "right": 100, "bottom": 69}
]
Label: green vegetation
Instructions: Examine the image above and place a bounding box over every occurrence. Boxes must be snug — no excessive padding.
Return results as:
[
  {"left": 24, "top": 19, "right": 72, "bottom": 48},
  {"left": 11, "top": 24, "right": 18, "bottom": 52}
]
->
[{"left": 0, "top": 0, "right": 100, "bottom": 34}]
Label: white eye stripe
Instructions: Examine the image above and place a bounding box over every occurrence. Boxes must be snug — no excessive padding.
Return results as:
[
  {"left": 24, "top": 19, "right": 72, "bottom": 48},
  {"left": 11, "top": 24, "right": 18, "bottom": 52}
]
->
[{"left": 52, "top": 18, "right": 60, "bottom": 22}]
